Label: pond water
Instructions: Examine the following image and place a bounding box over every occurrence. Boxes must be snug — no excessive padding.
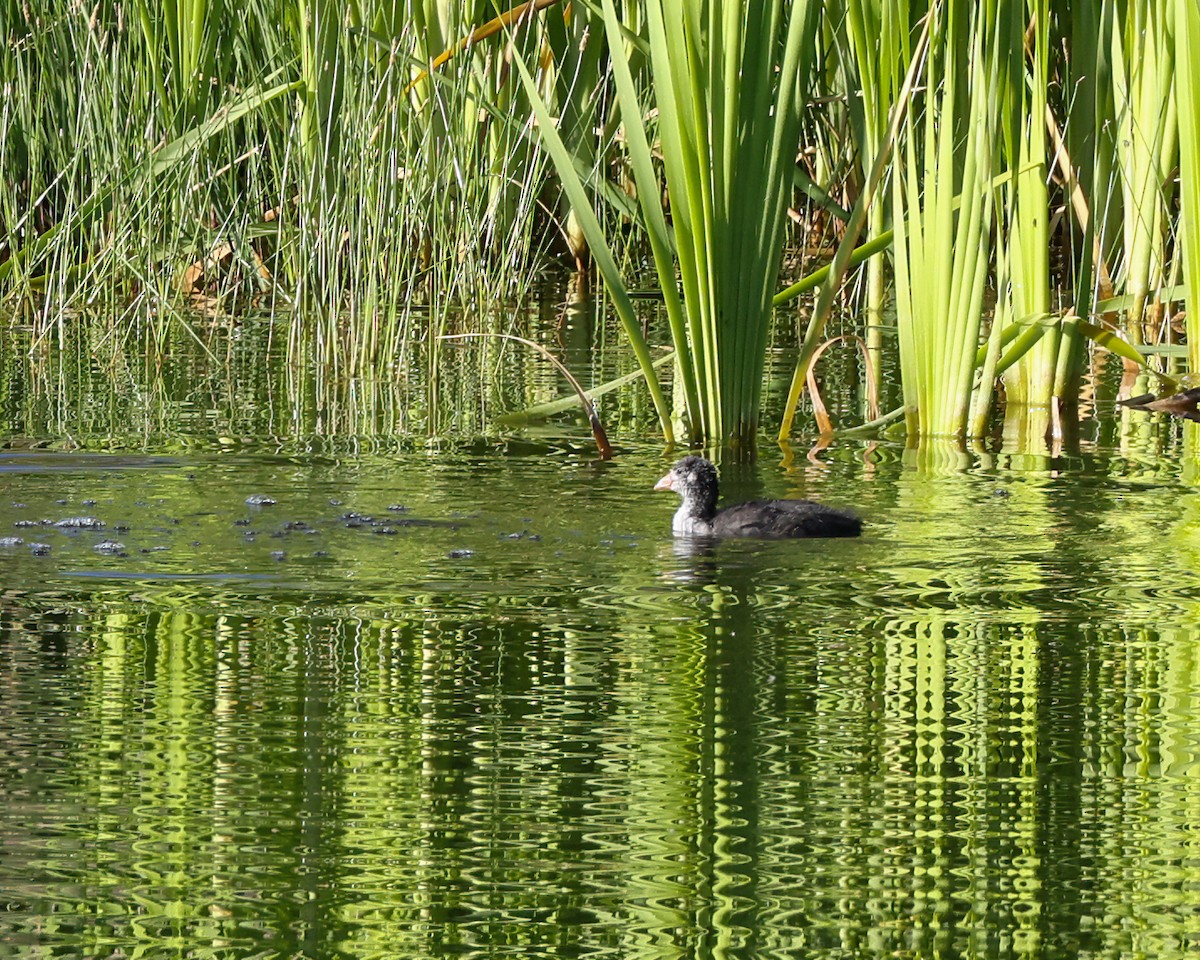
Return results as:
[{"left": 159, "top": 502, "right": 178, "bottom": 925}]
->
[{"left": 3, "top": 411, "right": 1200, "bottom": 959}]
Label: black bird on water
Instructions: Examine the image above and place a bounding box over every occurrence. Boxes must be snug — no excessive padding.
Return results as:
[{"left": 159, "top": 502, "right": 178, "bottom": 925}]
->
[{"left": 654, "top": 456, "right": 861, "bottom": 539}]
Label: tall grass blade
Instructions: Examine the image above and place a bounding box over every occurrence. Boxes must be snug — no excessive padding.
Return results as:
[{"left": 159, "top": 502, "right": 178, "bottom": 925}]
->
[
  {"left": 1176, "top": 0, "right": 1200, "bottom": 369},
  {"left": 1111, "top": 0, "right": 1178, "bottom": 337},
  {"left": 1, "top": 76, "right": 302, "bottom": 286},
  {"left": 997, "top": 0, "right": 1056, "bottom": 432},
  {"left": 844, "top": 0, "right": 914, "bottom": 386},
  {"left": 635, "top": 0, "right": 820, "bottom": 448},
  {"left": 891, "top": 0, "right": 996, "bottom": 439},
  {"left": 507, "top": 29, "right": 677, "bottom": 442},
  {"left": 777, "top": 6, "right": 930, "bottom": 440}
]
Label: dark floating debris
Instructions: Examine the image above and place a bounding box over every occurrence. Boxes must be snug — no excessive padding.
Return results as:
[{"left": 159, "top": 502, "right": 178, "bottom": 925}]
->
[
  {"left": 29, "top": 543, "right": 51, "bottom": 556},
  {"left": 245, "top": 494, "right": 277, "bottom": 506},
  {"left": 94, "top": 540, "right": 127, "bottom": 556},
  {"left": 447, "top": 548, "right": 474, "bottom": 559},
  {"left": 55, "top": 516, "right": 105, "bottom": 529},
  {"left": 270, "top": 550, "right": 286, "bottom": 561},
  {"left": 338, "top": 509, "right": 460, "bottom": 533},
  {"left": 233, "top": 518, "right": 252, "bottom": 527}
]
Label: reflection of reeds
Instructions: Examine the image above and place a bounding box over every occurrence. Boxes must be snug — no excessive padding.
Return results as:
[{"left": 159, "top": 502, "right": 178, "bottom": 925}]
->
[
  {"left": 2, "top": 306, "right": 628, "bottom": 443},
  {"left": 8, "top": 461, "right": 1200, "bottom": 952}
]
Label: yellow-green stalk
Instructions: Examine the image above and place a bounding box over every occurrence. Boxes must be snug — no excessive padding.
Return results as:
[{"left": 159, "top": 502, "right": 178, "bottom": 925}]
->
[
  {"left": 1176, "top": 0, "right": 1200, "bottom": 372},
  {"left": 844, "top": 0, "right": 912, "bottom": 392},
  {"left": 1111, "top": 0, "right": 1178, "bottom": 339},
  {"left": 998, "top": 0, "right": 1055, "bottom": 441},
  {"left": 891, "top": 0, "right": 996, "bottom": 439}
]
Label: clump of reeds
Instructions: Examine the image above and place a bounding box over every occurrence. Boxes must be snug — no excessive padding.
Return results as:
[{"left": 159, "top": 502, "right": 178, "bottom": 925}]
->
[{"left": 4, "top": 0, "right": 1200, "bottom": 451}]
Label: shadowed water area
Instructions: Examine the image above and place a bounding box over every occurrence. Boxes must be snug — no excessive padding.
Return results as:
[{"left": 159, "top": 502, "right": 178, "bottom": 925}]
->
[{"left": 2, "top": 325, "right": 1200, "bottom": 959}]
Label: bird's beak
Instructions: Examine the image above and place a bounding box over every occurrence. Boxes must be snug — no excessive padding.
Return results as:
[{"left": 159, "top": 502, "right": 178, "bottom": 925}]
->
[{"left": 654, "top": 471, "right": 675, "bottom": 491}]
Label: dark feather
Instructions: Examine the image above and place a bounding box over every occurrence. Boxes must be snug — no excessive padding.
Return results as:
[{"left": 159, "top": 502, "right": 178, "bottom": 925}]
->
[{"left": 712, "top": 500, "right": 862, "bottom": 539}]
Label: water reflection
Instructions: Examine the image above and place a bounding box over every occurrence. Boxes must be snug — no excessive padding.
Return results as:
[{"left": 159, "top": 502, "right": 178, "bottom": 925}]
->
[{"left": 2, "top": 447, "right": 1200, "bottom": 958}]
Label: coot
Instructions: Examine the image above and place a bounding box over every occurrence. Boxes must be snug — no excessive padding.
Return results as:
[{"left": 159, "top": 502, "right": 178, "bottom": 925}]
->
[{"left": 654, "top": 455, "right": 861, "bottom": 539}]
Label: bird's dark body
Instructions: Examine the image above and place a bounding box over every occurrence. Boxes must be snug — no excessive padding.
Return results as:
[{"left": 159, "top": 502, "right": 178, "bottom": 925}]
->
[{"left": 710, "top": 499, "right": 861, "bottom": 538}]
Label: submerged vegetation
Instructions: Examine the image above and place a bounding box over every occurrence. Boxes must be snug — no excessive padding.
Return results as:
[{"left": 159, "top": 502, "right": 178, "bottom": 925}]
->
[{"left": 1, "top": 0, "right": 1199, "bottom": 450}]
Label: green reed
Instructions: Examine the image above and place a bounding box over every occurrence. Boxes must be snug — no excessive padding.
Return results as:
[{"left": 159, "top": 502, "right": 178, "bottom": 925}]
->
[
  {"left": 993, "top": 0, "right": 1068, "bottom": 445},
  {"left": 995, "top": 0, "right": 1050, "bottom": 397},
  {"left": 4, "top": 0, "right": 1200, "bottom": 449},
  {"left": 518, "top": 0, "right": 821, "bottom": 450},
  {"left": 635, "top": 0, "right": 822, "bottom": 449},
  {"left": 1177, "top": 0, "right": 1200, "bottom": 370},
  {"left": 1111, "top": 0, "right": 1178, "bottom": 340},
  {"left": 0, "top": 1, "right": 558, "bottom": 350},
  {"left": 843, "top": 0, "right": 912, "bottom": 388},
  {"left": 890, "top": 0, "right": 996, "bottom": 439},
  {"left": 133, "top": 0, "right": 220, "bottom": 135}
]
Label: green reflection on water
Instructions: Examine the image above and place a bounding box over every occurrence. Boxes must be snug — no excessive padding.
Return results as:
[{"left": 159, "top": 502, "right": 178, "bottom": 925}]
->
[
  {"left": 4, "top": 342, "right": 1200, "bottom": 957},
  {"left": 7, "top": 479, "right": 1200, "bottom": 959}
]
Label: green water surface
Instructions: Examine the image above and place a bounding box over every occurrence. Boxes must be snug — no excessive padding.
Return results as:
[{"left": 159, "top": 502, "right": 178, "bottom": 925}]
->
[{"left": 2, "top": 428, "right": 1200, "bottom": 959}]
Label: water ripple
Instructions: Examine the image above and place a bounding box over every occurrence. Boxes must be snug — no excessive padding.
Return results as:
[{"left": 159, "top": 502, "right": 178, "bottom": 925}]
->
[{"left": 4, "top": 450, "right": 1200, "bottom": 958}]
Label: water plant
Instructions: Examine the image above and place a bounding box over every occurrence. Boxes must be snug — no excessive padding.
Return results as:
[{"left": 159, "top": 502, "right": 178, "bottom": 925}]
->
[
  {"left": 0, "top": 1, "right": 560, "bottom": 320},
  {"left": 994, "top": 0, "right": 1055, "bottom": 438},
  {"left": 1177, "top": 0, "right": 1200, "bottom": 370},
  {"left": 4, "top": 0, "right": 1200, "bottom": 451},
  {"left": 843, "top": 0, "right": 913, "bottom": 384},
  {"left": 516, "top": 0, "right": 821, "bottom": 450},
  {"left": 1110, "top": 0, "right": 1178, "bottom": 339},
  {"left": 890, "top": 0, "right": 996, "bottom": 439}
]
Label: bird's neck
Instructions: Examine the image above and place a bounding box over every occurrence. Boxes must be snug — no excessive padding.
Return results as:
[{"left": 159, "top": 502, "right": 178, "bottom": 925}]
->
[{"left": 673, "top": 498, "right": 716, "bottom": 536}]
